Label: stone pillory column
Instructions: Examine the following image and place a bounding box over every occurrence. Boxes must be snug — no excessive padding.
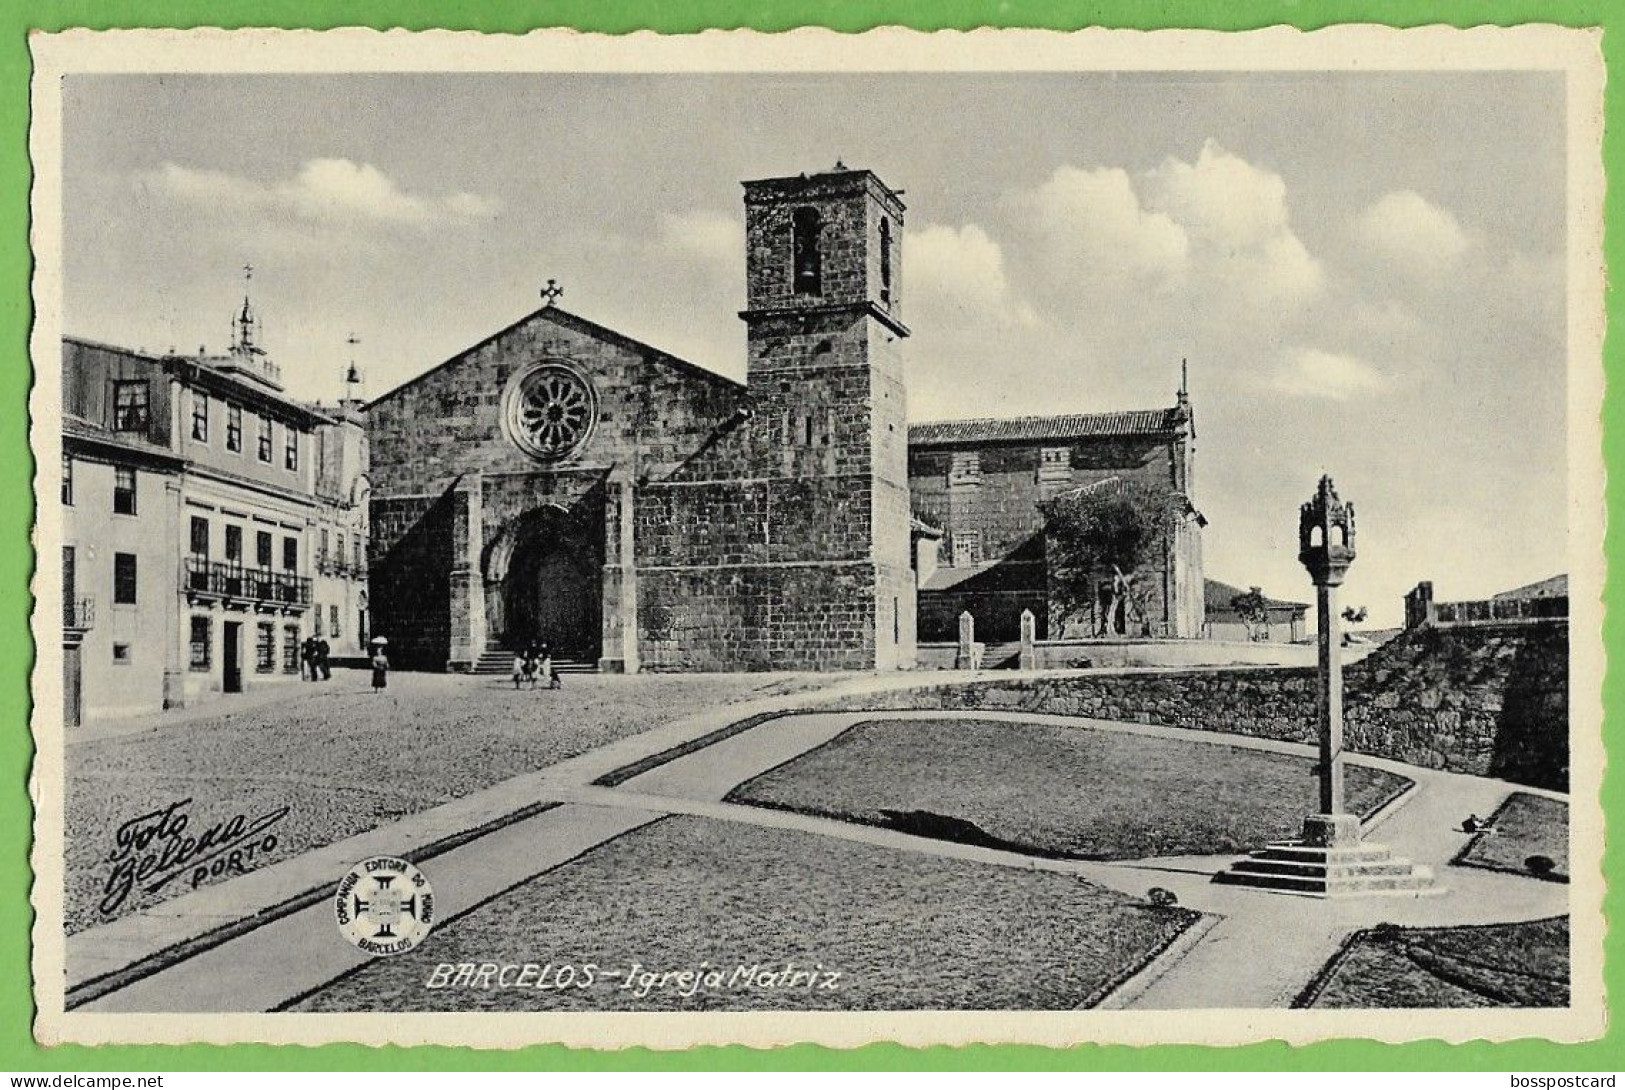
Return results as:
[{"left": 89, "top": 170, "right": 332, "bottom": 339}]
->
[
  {"left": 1299, "top": 474, "right": 1356, "bottom": 840},
  {"left": 1214, "top": 474, "right": 1437, "bottom": 897}
]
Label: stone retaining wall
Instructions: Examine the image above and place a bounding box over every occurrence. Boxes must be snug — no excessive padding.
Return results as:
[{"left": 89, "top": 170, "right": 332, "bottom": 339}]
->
[{"left": 832, "top": 621, "right": 1568, "bottom": 790}]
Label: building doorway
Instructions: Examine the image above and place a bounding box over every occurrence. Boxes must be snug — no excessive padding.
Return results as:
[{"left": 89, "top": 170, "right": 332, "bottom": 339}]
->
[
  {"left": 504, "top": 533, "right": 601, "bottom": 661},
  {"left": 63, "top": 644, "right": 81, "bottom": 728},
  {"left": 223, "top": 621, "right": 242, "bottom": 693}
]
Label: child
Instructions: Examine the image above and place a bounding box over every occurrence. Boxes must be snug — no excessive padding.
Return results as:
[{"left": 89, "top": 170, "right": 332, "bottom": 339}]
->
[{"left": 370, "top": 645, "right": 389, "bottom": 692}]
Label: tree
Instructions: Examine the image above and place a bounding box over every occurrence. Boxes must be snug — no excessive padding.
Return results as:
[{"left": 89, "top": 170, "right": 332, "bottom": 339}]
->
[
  {"left": 1341, "top": 604, "right": 1368, "bottom": 624},
  {"left": 1231, "top": 586, "right": 1270, "bottom": 641},
  {"left": 1042, "top": 479, "right": 1186, "bottom": 637}
]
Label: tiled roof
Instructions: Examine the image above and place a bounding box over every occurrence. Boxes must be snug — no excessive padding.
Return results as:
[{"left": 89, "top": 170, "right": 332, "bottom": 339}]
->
[
  {"left": 1492, "top": 574, "right": 1568, "bottom": 601},
  {"left": 908, "top": 408, "right": 1184, "bottom": 446},
  {"left": 1205, "top": 578, "right": 1308, "bottom": 614}
]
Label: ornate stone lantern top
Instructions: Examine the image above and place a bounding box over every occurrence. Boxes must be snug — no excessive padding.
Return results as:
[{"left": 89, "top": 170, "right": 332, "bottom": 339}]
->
[{"left": 1299, "top": 475, "right": 1357, "bottom": 586}]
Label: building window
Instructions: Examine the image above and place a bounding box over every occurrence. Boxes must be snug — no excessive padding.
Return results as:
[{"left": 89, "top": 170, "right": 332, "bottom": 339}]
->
[
  {"left": 191, "top": 390, "right": 210, "bottom": 442},
  {"left": 224, "top": 524, "right": 243, "bottom": 565},
  {"left": 189, "top": 616, "right": 211, "bottom": 671},
  {"left": 1039, "top": 446, "right": 1071, "bottom": 490},
  {"left": 320, "top": 528, "right": 330, "bottom": 567},
  {"left": 112, "top": 381, "right": 149, "bottom": 432},
  {"left": 190, "top": 516, "right": 210, "bottom": 558},
  {"left": 282, "top": 625, "right": 300, "bottom": 673},
  {"left": 791, "top": 206, "right": 822, "bottom": 295},
  {"left": 113, "top": 552, "right": 137, "bottom": 604},
  {"left": 113, "top": 465, "right": 137, "bottom": 515},
  {"left": 282, "top": 536, "right": 298, "bottom": 572},
  {"left": 950, "top": 530, "right": 981, "bottom": 568},
  {"left": 330, "top": 603, "right": 341, "bottom": 640},
  {"left": 255, "top": 622, "right": 275, "bottom": 673},
  {"left": 61, "top": 454, "right": 73, "bottom": 505},
  {"left": 337, "top": 532, "right": 346, "bottom": 568},
  {"left": 285, "top": 429, "right": 299, "bottom": 471},
  {"left": 226, "top": 404, "right": 243, "bottom": 453},
  {"left": 353, "top": 536, "right": 363, "bottom": 572},
  {"left": 948, "top": 451, "right": 981, "bottom": 489},
  {"left": 313, "top": 603, "right": 324, "bottom": 637},
  {"left": 879, "top": 216, "right": 893, "bottom": 304},
  {"left": 112, "top": 642, "right": 132, "bottom": 665},
  {"left": 256, "top": 530, "right": 273, "bottom": 569},
  {"left": 257, "top": 415, "right": 273, "bottom": 462}
]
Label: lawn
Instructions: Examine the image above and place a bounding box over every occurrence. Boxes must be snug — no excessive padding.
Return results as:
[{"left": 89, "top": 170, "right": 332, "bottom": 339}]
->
[
  {"left": 1299, "top": 917, "right": 1569, "bottom": 1008},
  {"left": 290, "top": 814, "right": 1200, "bottom": 1012},
  {"left": 726, "top": 717, "right": 1412, "bottom": 861},
  {"left": 1454, "top": 792, "right": 1569, "bottom": 882},
  {"left": 66, "top": 672, "right": 819, "bottom": 934}
]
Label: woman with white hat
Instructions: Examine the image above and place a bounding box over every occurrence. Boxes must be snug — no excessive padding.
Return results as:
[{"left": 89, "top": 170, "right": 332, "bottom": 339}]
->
[{"left": 369, "top": 636, "right": 390, "bottom": 692}]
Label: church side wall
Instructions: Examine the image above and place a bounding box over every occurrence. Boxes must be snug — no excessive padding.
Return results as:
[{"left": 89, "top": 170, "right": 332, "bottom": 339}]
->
[
  {"left": 635, "top": 311, "right": 886, "bottom": 671},
  {"left": 869, "top": 325, "right": 915, "bottom": 670},
  {"left": 369, "top": 492, "right": 456, "bottom": 671}
]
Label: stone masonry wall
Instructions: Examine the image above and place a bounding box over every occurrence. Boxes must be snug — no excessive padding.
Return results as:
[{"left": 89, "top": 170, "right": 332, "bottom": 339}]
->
[
  {"left": 369, "top": 492, "right": 456, "bottom": 671},
  {"left": 825, "top": 621, "right": 1569, "bottom": 789}
]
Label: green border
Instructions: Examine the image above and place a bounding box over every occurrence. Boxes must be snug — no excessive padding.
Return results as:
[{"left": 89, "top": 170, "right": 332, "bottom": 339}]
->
[{"left": 4, "top": 0, "right": 1615, "bottom": 1072}]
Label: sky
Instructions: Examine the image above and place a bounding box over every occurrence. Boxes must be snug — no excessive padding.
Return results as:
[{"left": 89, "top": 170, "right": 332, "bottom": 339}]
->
[{"left": 59, "top": 72, "right": 1570, "bottom": 627}]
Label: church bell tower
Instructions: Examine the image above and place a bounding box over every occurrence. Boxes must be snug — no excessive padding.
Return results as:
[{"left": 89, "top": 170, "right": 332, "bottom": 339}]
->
[{"left": 738, "top": 164, "right": 915, "bottom": 669}]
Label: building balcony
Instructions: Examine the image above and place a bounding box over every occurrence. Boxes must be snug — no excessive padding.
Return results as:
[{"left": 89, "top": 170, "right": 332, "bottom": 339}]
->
[
  {"left": 185, "top": 558, "right": 311, "bottom": 611},
  {"left": 63, "top": 596, "right": 95, "bottom": 636}
]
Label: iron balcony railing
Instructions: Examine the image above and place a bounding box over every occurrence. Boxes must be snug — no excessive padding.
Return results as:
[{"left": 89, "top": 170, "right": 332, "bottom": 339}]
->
[
  {"left": 185, "top": 557, "right": 311, "bottom": 608},
  {"left": 63, "top": 595, "right": 95, "bottom": 631}
]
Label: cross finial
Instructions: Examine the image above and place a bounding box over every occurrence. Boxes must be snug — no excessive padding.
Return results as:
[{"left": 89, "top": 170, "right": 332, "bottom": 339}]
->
[
  {"left": 540, "top": 279, "right": 564, "bottom": 307},
  {"left": 243, "top": 262, "right": 254, "bottom": 284},
  {"left": 344, "top": 333, "right": 363, "bottom": 390}
]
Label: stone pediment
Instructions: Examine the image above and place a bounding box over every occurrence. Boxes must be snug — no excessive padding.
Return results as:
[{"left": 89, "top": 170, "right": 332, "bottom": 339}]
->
[{"left": 370, "top": 305, "right": 740, "bottom": 410}]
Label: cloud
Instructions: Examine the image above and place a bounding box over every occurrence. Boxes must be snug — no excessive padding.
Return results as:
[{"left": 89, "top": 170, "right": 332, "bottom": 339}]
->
[
  {"left": 656, "top": 209, "right": 742, "bottom": 270},
  {"left": 1011, "top": 165, "right": 1189, "bottom": 282},
  {"left": 137, "top": 159, "right": 500, "bottom": 227},
  {"left": 1143, "top": 140, "right": 1324, "bottom": 308},
  {"left": 1354, "top": 190, "right": 1470, "bottom": 279},
  {"left": 1004, "top": 141, "right": 1322, "bottom": 318},
  {"left": 1144, "top": 139, "right": 1290, "bottom": 249},
  {"left": 1268, "top": 348, "right": 1394, "bottom": 400},
  {"left": 908, "top": 222, "right": 1036, "bottom": 327}
]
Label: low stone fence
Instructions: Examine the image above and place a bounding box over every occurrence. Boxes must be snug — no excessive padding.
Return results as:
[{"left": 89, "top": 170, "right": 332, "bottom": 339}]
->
[
  {"left": 848, "top": 622, "right": 1569, "bottom": 790},
  {"left": 918, "top": 638, "right": 1328, "bottom": 671}
]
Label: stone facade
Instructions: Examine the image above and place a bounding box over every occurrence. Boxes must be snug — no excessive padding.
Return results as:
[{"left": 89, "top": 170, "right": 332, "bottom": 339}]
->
[
  {"left": 909, "top": 404, "right": 1204, "bottom": 642},
  {"left": 368, "top": 166, "right": 916, "bottom": 672}
]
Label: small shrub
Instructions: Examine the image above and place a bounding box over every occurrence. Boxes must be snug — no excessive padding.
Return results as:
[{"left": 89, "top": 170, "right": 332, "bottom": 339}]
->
[
  {"left": 1148, "top": 887, "right": 1178, "bottom": 907},
  {"left": 1526, "top": 854, "right": 1557, "bottom": 877}
]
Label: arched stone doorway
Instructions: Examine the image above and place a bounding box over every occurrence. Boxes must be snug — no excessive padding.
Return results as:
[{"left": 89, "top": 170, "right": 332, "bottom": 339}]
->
[{"left": 484, "top": 505, "right": 603, "bottom": 662}]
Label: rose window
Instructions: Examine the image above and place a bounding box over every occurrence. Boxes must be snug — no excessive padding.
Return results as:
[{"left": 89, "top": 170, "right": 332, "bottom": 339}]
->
[{"left": 502, "top": 362, "right": 598, "bottom": 462}]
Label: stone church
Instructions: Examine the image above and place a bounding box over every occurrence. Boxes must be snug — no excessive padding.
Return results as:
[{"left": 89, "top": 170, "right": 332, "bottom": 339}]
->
[{"left": 368, "top": 166, "right": 1203, "bottom": 673}]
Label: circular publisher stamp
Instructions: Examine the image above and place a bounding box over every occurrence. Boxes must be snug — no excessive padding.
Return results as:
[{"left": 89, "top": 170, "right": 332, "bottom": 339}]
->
[{"left": 334, "top": 856, "right": 435, "bottom": 956}]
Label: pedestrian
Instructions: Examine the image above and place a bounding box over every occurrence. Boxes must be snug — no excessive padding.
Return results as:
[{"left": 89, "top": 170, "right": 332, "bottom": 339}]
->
[
  {"left": 538, "top": 643, "right": 557, "bottom": 690},
  {"left": 316, "top": 637, "right": 332, "bottom": 681},
  {"left": 301, "top": 636, "right": 317, "bottom": 682},
  {"left": 511, "top": 645, "right": 528, "bottom": 690},
  {"left": 370, "top": 639, "right": 389, "bottom": 693}
]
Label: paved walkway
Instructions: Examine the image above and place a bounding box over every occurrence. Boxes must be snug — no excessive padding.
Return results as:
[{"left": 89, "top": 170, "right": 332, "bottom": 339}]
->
[{"left": 67, "top": 703, "right": 1567, "bottom": 1013}]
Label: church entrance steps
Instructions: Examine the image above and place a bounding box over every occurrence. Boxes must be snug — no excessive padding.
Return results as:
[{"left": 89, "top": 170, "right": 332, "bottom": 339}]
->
[
  {"left": 1213, "top": 840, "right": 1440, "bottom": 898},
  {"left": 470, "top": 646, "right": 598, "bottom": 675}
]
